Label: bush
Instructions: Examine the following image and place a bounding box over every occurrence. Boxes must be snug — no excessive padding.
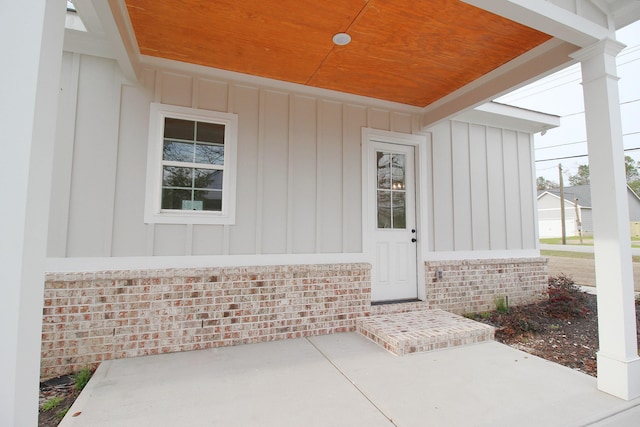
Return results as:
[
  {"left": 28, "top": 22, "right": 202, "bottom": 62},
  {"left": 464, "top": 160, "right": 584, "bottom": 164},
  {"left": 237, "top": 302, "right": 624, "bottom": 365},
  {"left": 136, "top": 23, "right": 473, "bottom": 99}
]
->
[{"left": 547, "top": 274, "right": 589, "bottom": 319}]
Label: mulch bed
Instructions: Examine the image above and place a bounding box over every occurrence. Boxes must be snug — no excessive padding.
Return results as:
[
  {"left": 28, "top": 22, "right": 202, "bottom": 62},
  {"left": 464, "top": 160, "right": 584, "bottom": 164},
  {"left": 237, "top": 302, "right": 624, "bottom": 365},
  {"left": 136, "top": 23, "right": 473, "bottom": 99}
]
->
[
  {"left": 469, "top": 283, "right": 640, "bottom": 377},
  {"left": 38, "top": 375, "right": 77, "bottom": 427}
]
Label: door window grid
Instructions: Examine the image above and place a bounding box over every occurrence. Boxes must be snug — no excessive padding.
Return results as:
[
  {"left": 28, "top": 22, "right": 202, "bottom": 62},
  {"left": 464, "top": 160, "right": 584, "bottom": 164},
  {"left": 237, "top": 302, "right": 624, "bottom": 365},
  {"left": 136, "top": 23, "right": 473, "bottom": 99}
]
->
[{"left": 376, "top": 151, "right": 406, "bottom": 229}]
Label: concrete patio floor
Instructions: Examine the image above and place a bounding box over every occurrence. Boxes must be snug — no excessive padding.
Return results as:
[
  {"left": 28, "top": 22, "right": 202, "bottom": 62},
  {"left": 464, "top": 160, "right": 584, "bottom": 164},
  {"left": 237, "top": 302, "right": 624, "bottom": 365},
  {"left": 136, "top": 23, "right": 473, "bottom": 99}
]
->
[{"left": 59, "top": 333, "right": 640, "bottom": 427}]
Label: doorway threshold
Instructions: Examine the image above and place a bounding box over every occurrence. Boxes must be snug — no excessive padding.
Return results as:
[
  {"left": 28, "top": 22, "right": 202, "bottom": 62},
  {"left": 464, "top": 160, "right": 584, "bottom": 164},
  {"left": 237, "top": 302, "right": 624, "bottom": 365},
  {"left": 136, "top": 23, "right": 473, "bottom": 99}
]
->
[{"left": 371, "top": 298, "right": 421, "bottom": 306}]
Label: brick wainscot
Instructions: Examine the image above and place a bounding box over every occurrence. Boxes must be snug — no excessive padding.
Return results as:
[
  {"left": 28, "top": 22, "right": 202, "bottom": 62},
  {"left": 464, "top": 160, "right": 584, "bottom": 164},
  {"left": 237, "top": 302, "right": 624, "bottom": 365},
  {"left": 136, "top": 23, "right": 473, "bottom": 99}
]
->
[{"left": 41, "top": 263, "right": 371, "bottom": 379}]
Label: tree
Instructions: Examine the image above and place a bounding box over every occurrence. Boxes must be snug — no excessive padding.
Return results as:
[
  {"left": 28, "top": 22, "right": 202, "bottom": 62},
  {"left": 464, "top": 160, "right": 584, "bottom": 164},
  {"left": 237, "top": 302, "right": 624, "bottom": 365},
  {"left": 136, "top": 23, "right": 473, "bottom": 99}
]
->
[
  {"left": 625, "top": 156, "right": 640, "bottom": 195},
  {"left": 567, "top": 156, "right": 640, "bottom": 191},
  {"left": 536, "top": 176, "right": 558, "bottom": 191},
  {"left": 568, "top": 164, "right": 590, "bottom": 186}
]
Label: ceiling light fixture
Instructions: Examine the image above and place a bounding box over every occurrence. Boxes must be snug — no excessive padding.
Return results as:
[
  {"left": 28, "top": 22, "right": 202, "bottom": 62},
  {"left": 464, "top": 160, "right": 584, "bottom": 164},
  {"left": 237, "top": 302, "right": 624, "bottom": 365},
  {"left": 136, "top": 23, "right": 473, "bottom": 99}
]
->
[{"left": 332, "top": 33, "right": 351, "bottom": 46}]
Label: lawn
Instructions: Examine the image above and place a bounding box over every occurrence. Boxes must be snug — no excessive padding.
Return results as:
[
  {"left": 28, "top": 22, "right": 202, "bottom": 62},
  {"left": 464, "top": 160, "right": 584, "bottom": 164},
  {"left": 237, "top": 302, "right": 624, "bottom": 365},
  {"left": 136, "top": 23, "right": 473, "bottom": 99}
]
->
[{"left": 540, "top": 236, "right": 640, "bottom": 247}]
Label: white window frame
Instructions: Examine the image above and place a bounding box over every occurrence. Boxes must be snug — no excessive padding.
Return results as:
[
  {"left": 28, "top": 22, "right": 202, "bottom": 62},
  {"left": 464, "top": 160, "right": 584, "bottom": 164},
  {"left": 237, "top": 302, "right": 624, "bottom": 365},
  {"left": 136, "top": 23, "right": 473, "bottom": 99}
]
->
[{"left": 144, "top": 103, "right": 238, "bottom": 225}]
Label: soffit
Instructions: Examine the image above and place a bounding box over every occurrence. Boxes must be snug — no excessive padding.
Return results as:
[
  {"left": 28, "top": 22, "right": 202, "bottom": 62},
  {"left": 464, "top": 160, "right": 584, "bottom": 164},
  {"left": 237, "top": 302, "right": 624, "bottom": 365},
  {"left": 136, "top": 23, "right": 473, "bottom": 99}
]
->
[{"left": 124, "top": 0, "right": 552, "bottom": 107}]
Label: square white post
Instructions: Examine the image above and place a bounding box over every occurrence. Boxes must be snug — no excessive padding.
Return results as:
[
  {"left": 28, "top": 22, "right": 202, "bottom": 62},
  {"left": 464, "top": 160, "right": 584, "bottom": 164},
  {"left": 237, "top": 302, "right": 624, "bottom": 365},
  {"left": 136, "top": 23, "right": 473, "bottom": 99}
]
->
[
  {"left": 572, "top": 39, "right": 640, "bottom": 400},
  {"left": 0, "top": 1, "right": 66, "bottom": 425}
]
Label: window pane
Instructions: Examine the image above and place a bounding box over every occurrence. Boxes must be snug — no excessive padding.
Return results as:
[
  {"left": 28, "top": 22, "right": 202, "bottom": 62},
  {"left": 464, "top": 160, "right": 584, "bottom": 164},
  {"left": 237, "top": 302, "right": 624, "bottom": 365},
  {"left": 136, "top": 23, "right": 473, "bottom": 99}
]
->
[
  {"left": 194, "top": 190, "right": 222, "bottom": 211},
  {"left": 164, "top": 118, "right": 194, "bottom": 140},
  {"left": 163, "top": 166, "right": 192, "bottom": 188},
  {"left": 391, "top": 154, "right": 405, "bottom": 190},
  {"left": 194, "top": 169, "right": 223, "bottom": 190},
  {"left": 377, "top": 152, "right": 391, "bottom": 190},
  {"left": 196, "top": 122, "right": 225, "bottom": 144},
  {"left": 392, "top": 192, "right": 406, "bottom": 229},
  {"left": 163, "top": 140, "right": 194, "bottom": 162},
  {"left": 161, "top": 188, "right": 192, "bottom": 210},
  {"left": 195, "top": 143, "right": 224, "bottom": 165},
  {"left": 377, "top": 190, "right": 391, "bottom": 229}
]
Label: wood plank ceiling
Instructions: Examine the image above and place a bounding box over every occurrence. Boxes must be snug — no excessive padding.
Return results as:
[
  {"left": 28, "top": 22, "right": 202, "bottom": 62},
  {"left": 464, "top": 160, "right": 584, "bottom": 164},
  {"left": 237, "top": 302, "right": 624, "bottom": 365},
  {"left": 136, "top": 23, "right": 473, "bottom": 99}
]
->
[{"left": 125, "top": 0, "right": 552, "bottom": 107}]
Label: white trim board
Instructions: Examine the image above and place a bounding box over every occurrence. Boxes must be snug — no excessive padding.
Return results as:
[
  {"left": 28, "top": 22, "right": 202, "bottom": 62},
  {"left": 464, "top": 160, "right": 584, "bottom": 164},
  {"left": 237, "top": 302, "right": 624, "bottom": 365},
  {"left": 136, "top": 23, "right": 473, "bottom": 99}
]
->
[
  {"left": 45, "top": 253, "right": 370, "bottom": 273},
  {"left": 423, "top": 249, "right": 542, "bottom": 261}
]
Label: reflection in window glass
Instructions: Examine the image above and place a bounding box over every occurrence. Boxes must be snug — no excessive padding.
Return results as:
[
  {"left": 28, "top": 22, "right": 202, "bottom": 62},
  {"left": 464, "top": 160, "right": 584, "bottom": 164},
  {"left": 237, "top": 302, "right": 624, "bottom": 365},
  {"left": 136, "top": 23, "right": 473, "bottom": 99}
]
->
[
  {"left": 377, "top": 190, "right": 391, "bottom": 229},
  {"left": 392, "top": 192, "right": 406, "bottom": 229},
  {"left": 161, "top": 117, "right": 226, "bottom": 212},
  {"left": 376, "top": 151, "right": 406, "bottom": 229},
  {"left": 195, "top": 143, "right": 224, "bottom": 165}
]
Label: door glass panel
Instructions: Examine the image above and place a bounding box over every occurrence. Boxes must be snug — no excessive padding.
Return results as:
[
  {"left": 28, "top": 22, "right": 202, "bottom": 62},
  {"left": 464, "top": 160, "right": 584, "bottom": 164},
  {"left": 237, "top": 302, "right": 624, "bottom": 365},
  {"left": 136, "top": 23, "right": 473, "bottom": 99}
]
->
[
  {"left": 377, "top": 190, "right": 391, "bottom": 228},
  {"left": 392, "top": 192, "right": 406, "bottom": 229},
  {"left": 391, "top": 154, "right": 405, "bottom": 190},
  {"left": 376, "top": 151, "right": 407, "bottom": 229}
]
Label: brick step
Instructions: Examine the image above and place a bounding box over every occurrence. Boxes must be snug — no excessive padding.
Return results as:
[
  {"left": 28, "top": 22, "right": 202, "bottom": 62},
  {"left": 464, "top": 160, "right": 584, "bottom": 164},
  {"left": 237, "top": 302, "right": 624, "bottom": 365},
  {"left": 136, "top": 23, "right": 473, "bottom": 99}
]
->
[{"left": 357, "top": 308, "right": 495, "bottom": 356}]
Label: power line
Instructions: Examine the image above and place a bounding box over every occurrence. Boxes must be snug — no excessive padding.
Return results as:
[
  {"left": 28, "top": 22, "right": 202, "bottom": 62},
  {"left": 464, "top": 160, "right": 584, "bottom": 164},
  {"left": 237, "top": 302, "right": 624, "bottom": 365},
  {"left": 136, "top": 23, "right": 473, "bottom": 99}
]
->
[
  {"left": 536, "top": 145, "right": 640, "bottom": 163},
  {"left": 536, "top": 131, "right": 640, "bottom": 151}
]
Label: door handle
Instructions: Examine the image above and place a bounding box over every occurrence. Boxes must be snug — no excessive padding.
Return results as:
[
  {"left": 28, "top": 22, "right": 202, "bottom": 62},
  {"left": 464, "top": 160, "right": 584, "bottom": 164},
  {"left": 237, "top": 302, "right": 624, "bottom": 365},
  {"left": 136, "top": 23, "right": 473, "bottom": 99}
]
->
[{"left": 411, "top": 238, "right": 417, "bottom": 243}]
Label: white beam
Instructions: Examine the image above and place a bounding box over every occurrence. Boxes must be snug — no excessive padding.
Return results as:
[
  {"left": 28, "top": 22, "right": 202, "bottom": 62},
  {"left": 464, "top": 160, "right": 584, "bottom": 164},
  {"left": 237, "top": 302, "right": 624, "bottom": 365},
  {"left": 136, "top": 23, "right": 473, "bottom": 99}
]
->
[
  {"left": 572, "top": 38, "right": 640, "bottom": 400},
  {"left": 423, "top": 39, "right": 577, "bottom": 128},
  {"left": 0, "top": 1, "right": 66, "bottom": 425},
  {"left": 463, "top": 0, "right": 613, "bottom": 46},
  {"left": 72, "top": 0, "right": 141, "bottom": 83}
]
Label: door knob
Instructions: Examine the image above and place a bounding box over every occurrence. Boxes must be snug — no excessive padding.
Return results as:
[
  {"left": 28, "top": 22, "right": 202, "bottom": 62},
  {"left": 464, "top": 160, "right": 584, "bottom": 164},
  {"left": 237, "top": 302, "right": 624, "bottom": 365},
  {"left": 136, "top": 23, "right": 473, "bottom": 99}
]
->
[
  {"left": 411, "top": 229, "right": 416, "bottom": 233},
  {"left": 411, "top": 238, "right": 417, "bottom": 243}
]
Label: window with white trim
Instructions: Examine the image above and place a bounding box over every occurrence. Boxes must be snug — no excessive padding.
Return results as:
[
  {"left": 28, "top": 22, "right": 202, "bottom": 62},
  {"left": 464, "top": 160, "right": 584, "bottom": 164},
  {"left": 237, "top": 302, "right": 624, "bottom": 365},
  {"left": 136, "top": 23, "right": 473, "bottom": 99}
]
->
[{"left": 144, "top": 103, "right": 238, "bottom": 224}]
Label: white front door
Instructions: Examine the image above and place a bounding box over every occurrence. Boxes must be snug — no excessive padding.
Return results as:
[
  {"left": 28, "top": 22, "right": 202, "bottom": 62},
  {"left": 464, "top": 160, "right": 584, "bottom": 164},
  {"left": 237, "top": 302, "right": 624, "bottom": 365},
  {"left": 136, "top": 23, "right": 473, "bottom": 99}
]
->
[{"left": 369, "top": 141, "right": 418, "bottom": 301}]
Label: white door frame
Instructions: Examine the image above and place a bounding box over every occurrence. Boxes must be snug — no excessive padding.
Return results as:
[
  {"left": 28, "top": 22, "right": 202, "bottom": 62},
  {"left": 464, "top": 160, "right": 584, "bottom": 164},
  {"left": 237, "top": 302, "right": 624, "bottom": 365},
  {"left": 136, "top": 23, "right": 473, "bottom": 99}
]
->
[{"left": 362, "top": 128, "right": 429, "bottom": 301}]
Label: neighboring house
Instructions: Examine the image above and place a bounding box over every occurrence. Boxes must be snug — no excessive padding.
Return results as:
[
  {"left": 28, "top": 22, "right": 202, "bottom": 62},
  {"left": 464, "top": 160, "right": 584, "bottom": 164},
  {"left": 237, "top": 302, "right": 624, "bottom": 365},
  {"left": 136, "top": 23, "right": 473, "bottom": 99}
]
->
[
  {"left": 5, "top": 2, "right": 640, "bottom": 421},
  {"left": 537, "top": 185, "right": 640, "bottom": 237}
]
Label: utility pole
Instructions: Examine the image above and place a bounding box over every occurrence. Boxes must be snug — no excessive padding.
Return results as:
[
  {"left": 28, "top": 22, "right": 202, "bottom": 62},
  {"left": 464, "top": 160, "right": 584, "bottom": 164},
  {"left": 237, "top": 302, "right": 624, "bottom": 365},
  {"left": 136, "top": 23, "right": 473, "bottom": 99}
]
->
[
  {"left": 574, "top": 197, "right": 583, "bottom": 244},
  {"left": 559, "top": 163, "right": 566, "bottom": 245}
]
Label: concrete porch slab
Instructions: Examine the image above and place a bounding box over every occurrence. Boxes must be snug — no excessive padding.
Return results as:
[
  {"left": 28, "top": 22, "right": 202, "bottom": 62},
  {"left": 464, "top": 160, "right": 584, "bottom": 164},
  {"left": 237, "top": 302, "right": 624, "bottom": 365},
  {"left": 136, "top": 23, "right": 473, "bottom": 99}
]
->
[{"left": 59, "top": 333, "right": 640, "bottom": 427}]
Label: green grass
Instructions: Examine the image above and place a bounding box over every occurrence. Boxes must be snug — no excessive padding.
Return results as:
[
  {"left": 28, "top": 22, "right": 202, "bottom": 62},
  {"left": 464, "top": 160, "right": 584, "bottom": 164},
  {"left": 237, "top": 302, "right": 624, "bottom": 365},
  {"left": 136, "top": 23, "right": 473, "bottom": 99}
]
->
[
  {"left": 41, "top": 396, "right": 64, "bottom": 412},
  {"left": 541, "top": 249, "right": 640, "bottom": 263},
  {"left": 74, "top": 366, "right": 93, "bottom": 393},
  {"left": 540, "top": 236, "right": 640, "bottom": 247}
]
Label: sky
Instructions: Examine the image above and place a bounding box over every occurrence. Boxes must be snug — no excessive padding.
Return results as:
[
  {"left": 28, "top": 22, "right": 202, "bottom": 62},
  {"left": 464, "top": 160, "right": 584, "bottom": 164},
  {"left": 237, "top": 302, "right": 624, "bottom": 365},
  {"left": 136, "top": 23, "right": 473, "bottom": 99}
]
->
[{"left": 495, "top": 20, "right": 640, "bottom": 184}]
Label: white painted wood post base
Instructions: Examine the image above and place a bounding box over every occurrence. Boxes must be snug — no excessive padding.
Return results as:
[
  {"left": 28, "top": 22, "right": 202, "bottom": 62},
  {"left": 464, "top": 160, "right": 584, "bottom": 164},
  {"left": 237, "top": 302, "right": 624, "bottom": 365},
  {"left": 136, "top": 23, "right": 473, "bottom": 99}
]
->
[
  {"left": 597, "top": 353, "right": 640, "bottom": 400},
  {"left": 572, "top": 39, "right": 640, "bottom": 400}
]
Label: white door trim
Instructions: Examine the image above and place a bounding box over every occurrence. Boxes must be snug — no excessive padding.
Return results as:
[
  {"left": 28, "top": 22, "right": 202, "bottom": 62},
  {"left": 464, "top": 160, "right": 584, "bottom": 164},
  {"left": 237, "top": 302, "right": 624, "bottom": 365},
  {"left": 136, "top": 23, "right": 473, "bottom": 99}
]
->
[{"left": 361, "top": 128, "right": 429, "bottom": 301}]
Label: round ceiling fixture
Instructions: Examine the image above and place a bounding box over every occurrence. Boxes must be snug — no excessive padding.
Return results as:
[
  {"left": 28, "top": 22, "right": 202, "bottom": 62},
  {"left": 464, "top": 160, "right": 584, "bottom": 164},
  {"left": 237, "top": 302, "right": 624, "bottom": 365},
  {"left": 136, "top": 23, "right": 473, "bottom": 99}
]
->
[{"left": 332, "top": 33, "right": 352, "bottom": 46}]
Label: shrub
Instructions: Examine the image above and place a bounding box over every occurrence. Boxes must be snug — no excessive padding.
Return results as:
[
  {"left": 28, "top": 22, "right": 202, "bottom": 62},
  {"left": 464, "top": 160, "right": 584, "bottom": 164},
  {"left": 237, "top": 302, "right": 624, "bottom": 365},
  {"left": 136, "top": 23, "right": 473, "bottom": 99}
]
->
[
  {"left": 495, "top": 296, "right": 509, "bottom": 314},
  {"left": 547, "top": 274, "right": 589, "bottom": 319}
]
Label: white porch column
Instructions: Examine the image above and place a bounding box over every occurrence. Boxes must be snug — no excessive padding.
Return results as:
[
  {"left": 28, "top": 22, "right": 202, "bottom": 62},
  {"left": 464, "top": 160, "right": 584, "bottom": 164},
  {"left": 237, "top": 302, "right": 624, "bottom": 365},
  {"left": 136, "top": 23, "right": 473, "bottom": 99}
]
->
[
  {"left": 0, "top": 1, "right": 66, "bottom": 425},
  {"left": 571, "top": 39, "right": 640, "bottom": 400}
]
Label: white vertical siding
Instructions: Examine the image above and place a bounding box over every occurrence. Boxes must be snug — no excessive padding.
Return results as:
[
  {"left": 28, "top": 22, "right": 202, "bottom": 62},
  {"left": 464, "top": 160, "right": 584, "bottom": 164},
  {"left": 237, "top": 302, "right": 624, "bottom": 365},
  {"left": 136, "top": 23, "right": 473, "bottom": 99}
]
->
[
  {"left": 65, "top": 55, "right": 122, "bottom": 257},
  {"left": 51, "top": 53, "right": 427, "bottom": 258},
  {"left": 469, "top": 124, "right": 490, "bottom": 250},
  {"left": 451, "top": 121, "right": 472, "bottom": 250},
  {"left": 343, "top": 105, "right": 368, "bottom": 253},
  {"left": 110, "top": 72, "right": 153, "bottom": 256},
  {"left": 48, "top": 52, "right": 79, "bottom": 257},
  {"left": 318, "top": 101, "right": 343, "bottom": 253},
  {"left": 503, "top": 130, "right": 523, "bottom": 249},
  {"left": 229, "top": 85, "right": 260, "bottom": 255},
  {"left": 290, "top": 96, "right": 318, "bottom": 254},
  {"left": 428, "top": 121, "right": 538, "bottom": 252},
  {"left": 518, "top": 132, "right": 537, "bottom": 248},
  {"left": 430, "top": 123, "right": 455, "bottom": 251}
]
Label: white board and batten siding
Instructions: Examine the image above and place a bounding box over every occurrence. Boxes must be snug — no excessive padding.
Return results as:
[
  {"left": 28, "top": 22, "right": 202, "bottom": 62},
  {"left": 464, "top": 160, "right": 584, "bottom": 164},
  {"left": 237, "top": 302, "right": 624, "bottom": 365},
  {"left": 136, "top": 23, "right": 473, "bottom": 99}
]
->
[
  {"left": 424, "top": 120, "right": 538, "bottom": 257},
  {"left": 48, "top": 53, "right": 424, "bottom": 259}
]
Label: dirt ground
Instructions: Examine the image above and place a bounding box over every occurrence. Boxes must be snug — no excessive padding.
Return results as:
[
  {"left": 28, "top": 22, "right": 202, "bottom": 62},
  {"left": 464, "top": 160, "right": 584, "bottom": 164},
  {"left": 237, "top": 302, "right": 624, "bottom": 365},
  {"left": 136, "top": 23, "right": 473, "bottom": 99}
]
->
[{"left": 546, "top": 256, "right": 640, "bottom": 291}]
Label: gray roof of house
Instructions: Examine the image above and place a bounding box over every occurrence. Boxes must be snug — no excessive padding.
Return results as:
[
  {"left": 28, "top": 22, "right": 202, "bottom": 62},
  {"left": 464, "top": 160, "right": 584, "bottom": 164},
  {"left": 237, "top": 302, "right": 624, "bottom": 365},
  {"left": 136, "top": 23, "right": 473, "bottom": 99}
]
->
[{"left": 538, "top": 185, "right": 592, "bottom": 207}]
